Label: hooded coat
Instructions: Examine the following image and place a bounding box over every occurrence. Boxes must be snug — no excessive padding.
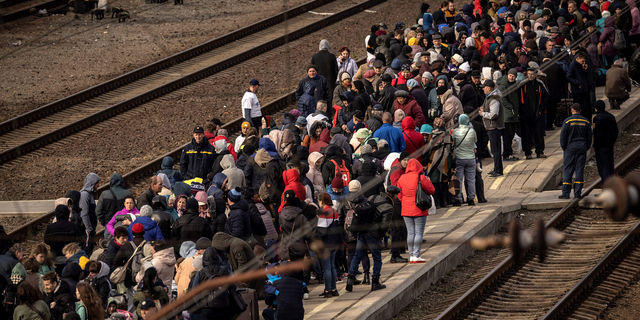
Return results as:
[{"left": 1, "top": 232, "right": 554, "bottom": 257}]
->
[
  {"left": 88, "top": 261, "right": 111, "bottom": 308},
  {"left": 195, "top": 248, "right": 231, "bottom": 308},
  {"left": 599, "top": 17, "right": 621, "bottom": 57},
  {"left": 310, "top": 40, "right": 339, "bottom": 91},
  {"left": 298, "top": 82, "right": 317, "bottom": 117},
  {"left": 45, "top": 206, "right": 83, "bottom": 257},
  {"left": 221, "top": 154, "right": 245, "bottom": 190},
  {"left": 45, "top": 278, "right": 76, "bottom": 320},
  {"left": 329, "top": 133, "right": 353, "bottom": 160},
  {"left": 79, "top": 173, "right": 100, "bottom": 233},
  {"left": 212, "top": 232, "right": 259, "bottom": 272},
  {"left": 374, "top": 35, "right": 395, "bottom": 66},
  {"left": 151, "top": 247, "right": 177, "bottom": 290},
  {"left": 279, "top": 204, "right": 313, "bottom": 261},
  {"left": 309, "top": 128, "right": 331, "bottom": 154},
  {"left": 96, "top": 173, "right": 133, "bottom": 227},
  {"left": 150, "top": 196, "right": 174, "bottom": 240},
  {"left": 397, "top": 159, "right": 435, "bottom": 217},
  {"left": 457, "top": 80, "right": 479, "bottom": 109},
  {"left": 394, "top": 94, "right": 426, "bottom": 127},
  {"left": 402, "top": 117, "right": 426, "bottom": 163},
  {"left": 441, "top": 89, "right": 464, "bottom": 129},
  {"left": 127, "top": 217, "right": 165, "bottom": 241},
  {"left": 307, "top": 152, "right": 325, "bottom": 194},
  {"left": 157, "top": 156, "right": 184, "bottom": 185},
  {"left": 278, "top": 169, "right": 307, "bottom": 213},
  {"left": 428, "top": 75, "right": 449, "bottom": 113},
  {"left": 256, "top": 149, "right": 287, "bottom": 205}
]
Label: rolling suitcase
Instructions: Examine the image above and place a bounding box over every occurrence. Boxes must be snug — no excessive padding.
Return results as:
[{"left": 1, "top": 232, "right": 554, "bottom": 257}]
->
[{"left": 234, "top": 288, "right": 259, "bottom": 320}]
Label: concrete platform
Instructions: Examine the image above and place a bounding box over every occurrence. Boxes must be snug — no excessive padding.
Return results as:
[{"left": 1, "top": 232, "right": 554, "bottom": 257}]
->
[{"left": 0, "top": 199, "right": 55, "bottom": 216}]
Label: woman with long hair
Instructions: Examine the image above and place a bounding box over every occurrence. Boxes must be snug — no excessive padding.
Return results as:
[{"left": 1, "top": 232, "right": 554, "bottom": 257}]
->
[
  {"left": 133, "top": 267, "right": 170, "bottom": 319},
  {"left": 75, "top": 282, "right": 104, "bottom": 320},
  {"left": 14, "top": 282, "right": 50, "bottom": 320}
]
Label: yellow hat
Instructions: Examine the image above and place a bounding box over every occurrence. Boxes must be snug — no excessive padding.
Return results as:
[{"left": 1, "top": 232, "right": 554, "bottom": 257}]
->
[
  {"left": 408, "top": 37, "right": 418, "bottom": 46},
  {"left": 242, "top": 121, "right": 251, "bottom": 129}
]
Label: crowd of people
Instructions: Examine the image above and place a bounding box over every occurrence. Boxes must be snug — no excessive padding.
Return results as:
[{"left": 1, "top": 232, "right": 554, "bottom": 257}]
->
[{"left": 1, "top": 0, "right": 639, "bottom": 319}]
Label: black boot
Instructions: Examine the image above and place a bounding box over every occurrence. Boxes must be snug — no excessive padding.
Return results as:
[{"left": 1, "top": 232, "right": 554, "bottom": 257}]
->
[
  {"left": 371, "top": 277, "right": 386, "bottom": 291},
  {"left": 353, "top": 276, "right": 362, "bottom": 285},
  {"left": 346, "top": 275, "right": 356, "bottom": 292},
  {"left": 362, "top": 272, "right": 370, "bottom": 285}
]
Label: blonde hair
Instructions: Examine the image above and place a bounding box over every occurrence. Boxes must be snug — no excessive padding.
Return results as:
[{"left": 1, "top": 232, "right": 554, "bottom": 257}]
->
[{"left": 62, "top": 243, "right": 80, "bottom": 255}]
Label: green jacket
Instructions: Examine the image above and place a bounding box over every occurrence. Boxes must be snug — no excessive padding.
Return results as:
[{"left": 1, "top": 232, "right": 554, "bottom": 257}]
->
[
  {"left": 75, "top": 302, "right": 86, "bottom": 320},
  {"left": 496, "top": 75, "right": 520, "bottom": 124},
  {"left": 13, "top": 300, "right": 51, "bottom": 320},
  {"left": 133, "top": 287, "right": 170, "bottom": 319}
]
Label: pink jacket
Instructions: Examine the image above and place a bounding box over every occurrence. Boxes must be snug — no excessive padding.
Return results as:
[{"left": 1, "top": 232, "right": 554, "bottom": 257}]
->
[
  {"left": 628, "top": 0, "right": 640, "bottom": 36},
  {"left": 107, "top": 207, "right": 139, "bottom": 236}
]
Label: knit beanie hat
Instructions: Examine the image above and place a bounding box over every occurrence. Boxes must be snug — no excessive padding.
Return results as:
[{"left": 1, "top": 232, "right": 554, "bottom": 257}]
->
[
  {"left": 436, "top": 86, "right": 448, "bottom": 96},
  {"left": 132, "top": 223, "right": 145, "bottom": 235},
  {"left": 508, "top": 68, "right": 518, "bottom": 76},
  {"left": 228, "top": 187, "right": 242, "bottom": 202},
  {"left": 186, "top": 198, "right": 199, "bottom": 211},
  {"left": 362, "top": 144, "right": 373, "bottom": 155},
  {"left": 140, "top": 204, "right": 153, "bottom": 217},
  {"left": 289, "top": 109, "right": 301, "bottom": 119},
  {"left": 196, "top": 237, "right": 211, "bottom": 250},
  {"left": 594, "top": 100, "right": 606, "bottom": 111},
  {"left": 348, "top": 180, "right": 361, "bottom": 193},
  {"left": 331, "top": 176, "right": 344, "bottom": 189},
  {"left": 354, "top": 128, "right": 371, "bottom": 139},
  {"left": 399, "top": 150, "right": 411, "bottom": 161},
  {"left": 296, "top": 116, "right": 307, "bottom": 127}
]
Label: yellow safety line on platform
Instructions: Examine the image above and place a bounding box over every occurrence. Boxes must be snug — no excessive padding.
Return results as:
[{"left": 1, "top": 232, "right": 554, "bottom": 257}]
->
[
  {"left": 490, "top": 160, "right": 525, "bottom": 190},
  {"left": 441, "top": 207, "right": 457, "bottom": 219},
  {"left": 304, "top": 288, "right": 348, "bottom": 319},
  {"left": 545, "top": 128, "right": 562, "bottom": 144}
]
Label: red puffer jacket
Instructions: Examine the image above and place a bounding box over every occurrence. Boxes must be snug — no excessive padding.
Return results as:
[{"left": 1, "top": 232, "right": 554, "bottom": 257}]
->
[
  {"left": 279, "top": 169, "right": 307, "bottom": 214},
  {"left": 402, "top": 116, "right": 425, "bottom": 164},
  {"left": 397, "top": 159, "right": 435, "bottom": 217}
]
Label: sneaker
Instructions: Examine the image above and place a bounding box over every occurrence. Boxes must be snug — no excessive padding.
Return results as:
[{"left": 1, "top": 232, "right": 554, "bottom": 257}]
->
[
  {"left": 303, "top": 293, "right": 310, "bottom": 300},
  {"left": 331, "top": 290, "right": 340, "bottom": 297},
  {"left": 390, "top": 256, "right": 409, "bottom": 263},
  {"left": 504, "top": 156, "right": 519, "bottom": 161},
  {"left": 310, "top": 275, "right": 316, "bottom": 280},
  {"left": 452, "top": 200, "right": 462, "bottom": 206},
  {"left": 412, "top": 257, "right": 426, "bottom": 263},
  {"left": 409, "top": 256, "right": 415, "bottom": 263},
  {"left": 321, "top": 290, "right": 332, "bottom": 298},
  {"left": 537, "top": 154, "right": 547, "bottom": 158}
]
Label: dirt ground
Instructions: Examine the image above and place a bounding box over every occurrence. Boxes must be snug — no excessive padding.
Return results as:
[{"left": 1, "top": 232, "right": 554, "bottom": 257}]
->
[
  {"left": 0, "top": 0, "right": 428, "bottom": 201},
  {"left": 0, "top": 0, "right": 310, "bottom": 122}
]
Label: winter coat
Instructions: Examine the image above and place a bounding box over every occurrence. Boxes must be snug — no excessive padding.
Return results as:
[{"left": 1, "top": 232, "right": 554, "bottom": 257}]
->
[
  {"left": 316, "top": 206, "right": 341, "bottom": 249},
  {"left": 212, "top": 232, "right": 259, "bottom": 272},
  {"left": 136, "top": 188, "right": 156, "bottom": 211},
  {"left": 462, "top": 46, "right": 482, "bottom": 63},
  {"left": 45, "top": 279, "right": 76, "bottom": 320},
  {"left": 337, "top": 194, "right": 369, "bottom": 242},
  {"left": 606, "top": 61, "right": 632, "bottom": 100},
  {"left": 221, "top": 154, "right": 245, "bottom": 190},
  {"left": 206, "top": 194, "right": 227, "bottom": 235},
  {"left": 174, "top": 253, "right": 198, "bottom": 297},
  {"left": 309, "top": 128, "right": 332, "bottom": 154},
  {"left": 373, "top": 123, "right": 406, "bottom": 153},
  {"left": 157, "top": 156, "right": 184, "bottom": 184},
  {"left": 374, "top": 35, "right": 394, "bottom": 66},
  {"left": 96, "top": 173, "right": 133, "bottom": 227},
  {"left": 326, "top": 185, "right": 349, "bottom": 208},
  {"left": 279, "top": 205, "right": 313, "bottom": 260},
  {"left": 79, "top": 173, "right": 100, "bottom": 233},
  {"left": 337, "top": 57, "right": 358, "bottom": 81},
  {"left": 329, "top": 133, "right": 353, "bottom": 160},
  {"left": 244, "top": 152, "right": 266, "bottom": 193},
  {"left": 321, "top": 145, "right": 351, "bottom": 186},
  {"left": 496, "top": 75, "right": 520, "bottom": 124},
  {"left": 599, "top": 17, "right": 620, "bottom": 57},
  {"left": 103, "top": 238, "right": 122, "bottom": 273},
  {"left": 180, "top": 136, "right": 215, "bottom": 180},
  {"left": 298, "top": 82, "right": 317, "bottom": 117},
  {"left": 295, "top": 75, "right": 331, "bottom": 104},
  {"left": 278, "top": 169, "right": 307, "bottom": 213},
  {"left": 171, "top": 210, "right": 212, "bottom": 250},
  {"left": 352, "top": 91, "right": 372, "bottom": 116},
  {"left": 352, "top": 154, "right": 383, "bottom": 180},
  {"left": 111, "top": 237, "right": 143, "bottom": 287},
  {"left": 402, "top": 117, "right": 425, "bottom": 163},
  {"left": 394, "top": 95, "right": 426, "bottom": 127},
  {"left": 566, "top": 60, "right": 589, "bottom": 94},
  {"left": 366, "top": 193, "right": 395, "bottom": 239},
  {"left": 441, "top": 89, "right": 464, "bottom": 129},
  {"left": 106, "top": 207, "right": 139, "bottom": 236},
  {"left": 13, "top": 300, "right": 51, "bottom": 320},
  {"left": 365, "top": 114, "right": 383, "bottom": 133},
  {"left": 195, "top": 248, "right": 231, "bottom": 308},
  {"left": 307, "top": 152, "right": 325, "bottom": 194},
  {"left": 519, "top": 78, "right": 548, "bottom": 121},
  {"left": 44, "top": 206, "right": 82, "bottom": 257},
  {"left": 133, "top": 286, "right": 170, "bottom": 319},
  {"left": 271, "top": 274, "right": 306, "bottom": 320},
  {"left": 593, "top": 110, "right": 619, "bottom": 149},
  {"left": 151, "top": 247, "right": 176, "bottom": 290},
  {"left": 397, "top": 159, "right": 435, "bottom": 217},
  {"left": 127, "top": 216, "right": 164, "bottom": 241},
  {"left": 310, "top": 43, "right": 339, "bottom": 91},
  {"left": 225, "top": 200, "right": 252, "bottom": 241},
  {"left": 409, "top": 87, "right": 430, "bottom": 117},
  {"left": 457, "top": 81, "right": 479, "bottom": 109},
  {"left": 259, "top": 155, "right": 287, "bottom": 205},
  {"left": 88, "top": 261, "right": 111, "bottom": 308},
  {"left": 482, "top": 88, "right": 505, "bottom": 131},
  {"left": 0, "top": 250, "right": 19, "bottom": 284},
  {"left": 378, "top": 83, "right": 399, "bottom": 113},
  {"left": 453, "top": 124, "right": 478, "bottom": 160}
]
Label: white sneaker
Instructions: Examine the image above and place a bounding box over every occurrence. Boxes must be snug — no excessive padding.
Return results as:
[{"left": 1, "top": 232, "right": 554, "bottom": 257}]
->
[
  {"left": 303, "top": 293, "right": 309, "bottom": 300},
  {"left": 409, "top": 256, "right": 415, "bottom": 263},
  {"left": 476, "top": 162, "right": 483, "bottom": 173},
  {"left": 413, "top": 257, "right": 426, "bottom": 263},
  {"left": 310, "top": 275, "right": 316, "bottom": 280}
]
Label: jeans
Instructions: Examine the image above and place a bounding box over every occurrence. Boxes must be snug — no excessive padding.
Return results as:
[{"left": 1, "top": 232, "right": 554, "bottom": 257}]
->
[
  {"left": 595, "top": 147, "right": 615, "bottom": 181},
  {"left": 348, "top": 233, "right": 383, "bottom": 279},
  {"left": 562, "top": 149, "right": 587, "bottom": 197},
  {"left": 347, "top": 241, "right": 370, "bottom": 274},
  {"left": 402, "top": 216, "right": 427, "bottom": 258},
  {"left": 456, "top": 158, "right": 476, "bottom": 202},
  {"left": 487, "top": 129, "right": 503, "bottom": 174},
  {"left": 309, "top": 251, "right": 323, "bottom": 279},
  {"left": 320, "top": 250, "right": 337, "bottom": 292}
]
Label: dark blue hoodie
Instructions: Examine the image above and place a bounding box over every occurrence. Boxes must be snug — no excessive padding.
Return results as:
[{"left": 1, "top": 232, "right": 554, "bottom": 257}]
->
[
  {"left": 297, "top": 82, "right": 317, "bottom": 117},
  {"left": 157, "top": 156, "right": 184, "bottom": 186}
]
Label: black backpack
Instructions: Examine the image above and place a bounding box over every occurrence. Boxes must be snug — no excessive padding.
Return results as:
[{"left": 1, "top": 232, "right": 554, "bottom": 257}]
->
[{"left": 345, "top": 199, "right": 375, "bottom": 233}]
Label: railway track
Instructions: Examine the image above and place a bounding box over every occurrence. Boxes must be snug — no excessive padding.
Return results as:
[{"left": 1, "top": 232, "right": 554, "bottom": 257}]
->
[
  {"left": 435, "top": 143, "right": 640, "bottom": 320},
  {"left": 0, "top": 0, "right": 382, "bottom": 167},
  {"left": 4, "top": 0, "right": 373, "bottom": 244}
]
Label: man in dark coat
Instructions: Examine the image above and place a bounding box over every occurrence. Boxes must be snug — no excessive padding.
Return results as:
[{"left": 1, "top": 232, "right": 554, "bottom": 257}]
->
[
  {"left": 566, "top": 52, "right": 592, "bottom": 121},
  {"left": 365, "top": 105, "right": 384, "bottom": 133},
  {"left": 136, "top": 176, "right": 162, "bottom": 210},
  {"left": 171, "top": 198, "right": 213, "bottom": 252},
  {"left": 519, "top": 69, "right": 549, "bottom": 159},
  {"left": 96, "top": 173, "right": 133, "bottom": 238},
  {"left": 295, "top": 65, "right": 332, "bottom": 116},
  {"left": 395, "top": 46, "right": 412, "bottom": 66},
  {"left": 44, "top": 205, "right": 82, "bottom": 257},
  {"left": 180, "top": 126, "right": 216, "bottom": 181},
  {"left": 497, "top": 69, "right": 521, "bottom": 161},
  {"left": 310, "top": 39, "right": 338, "bottom": 104},
  {"left": 43, "top": 272, "right": 76, "bottom": 320},
  {"left": 150, "top": 195, "right": 174, "bottom": 240},
  {"left": 351, "top": 81, "right": 371, "bottom": 116},
  {"left": 559, "top": 104, "right": 592, "bottom": 199},
  {"left": 407, "top": 79, "right": 430, "bottom": 119},
  {"left": 225, "top": 188, "right": 252, "bottom": 241},
  {"left": 454, "top": 73, "right": 479, "bottom": 109},
  {"left": 0, "top": 244, "right": 24, "bottom": 281},
  {"left": 593, "top": 100, "right": 619, "bottom": 181},
  {"left": 542, "top": 58, "right": 566, "bottom": 129},
  {"left": 389, "top": 30, "right": 404, "bottom": 58},
  {"left": 255, "top": 148, "right": 287, "bottom": 213},
  {"left": 376, "top": 73, "right": 398, "bottom": 113}
]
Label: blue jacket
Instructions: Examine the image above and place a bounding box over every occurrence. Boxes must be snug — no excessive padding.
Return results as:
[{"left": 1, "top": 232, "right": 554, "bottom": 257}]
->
[
  {"left": 297, "top": 82, "right": 317, "bottom": 117},
  {"left": 373, "top": 123, "right": 406, "bottom": 152},
  {"left": 566, "top": 60, "right": 588, "bottom": 94},
  {"left": 127, "top": 217, "right": 165, "bottom": 241},
  {"left": 179, "top": 137, "right": 215, "bottom": 180},
  {"left": 326, "top": 185, "right": 350, "bottom": 204},
  {"left": 560, "top": 114, "right": 592, "bottom": 152}
]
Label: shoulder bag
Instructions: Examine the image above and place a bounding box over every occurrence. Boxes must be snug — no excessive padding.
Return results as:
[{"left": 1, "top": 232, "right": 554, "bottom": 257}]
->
[
  {"left": 110, "top": 240, "right": 146, "bottom": 284},
  {"left": 415, "top": 172, "right": 433, "bottom": 210}
]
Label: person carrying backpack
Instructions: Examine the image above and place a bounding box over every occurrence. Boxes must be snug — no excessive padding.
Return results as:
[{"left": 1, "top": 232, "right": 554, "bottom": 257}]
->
[
  {"left": 339, "top": 181, "right": 370, "bottom": 287},
  {"left": 599, "top": 16, "right": 622, "bottom": 67},
  {"left": 191, "top": 248, "right": 234, "bottom": 320},
  {"left": 342, "top": 182, "right": 388, "bottom": 293}
]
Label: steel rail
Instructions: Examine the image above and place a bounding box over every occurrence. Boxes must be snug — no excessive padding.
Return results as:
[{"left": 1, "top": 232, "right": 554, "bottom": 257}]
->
[
  {"left": 0, "top": 0, "right": 341, "bottom": 164},
  {"left": 434, "top": 143, "right": 640, "bottom": 320},
  {"left": 1, "top": 0, "right": 67, "bottom": 22}
]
